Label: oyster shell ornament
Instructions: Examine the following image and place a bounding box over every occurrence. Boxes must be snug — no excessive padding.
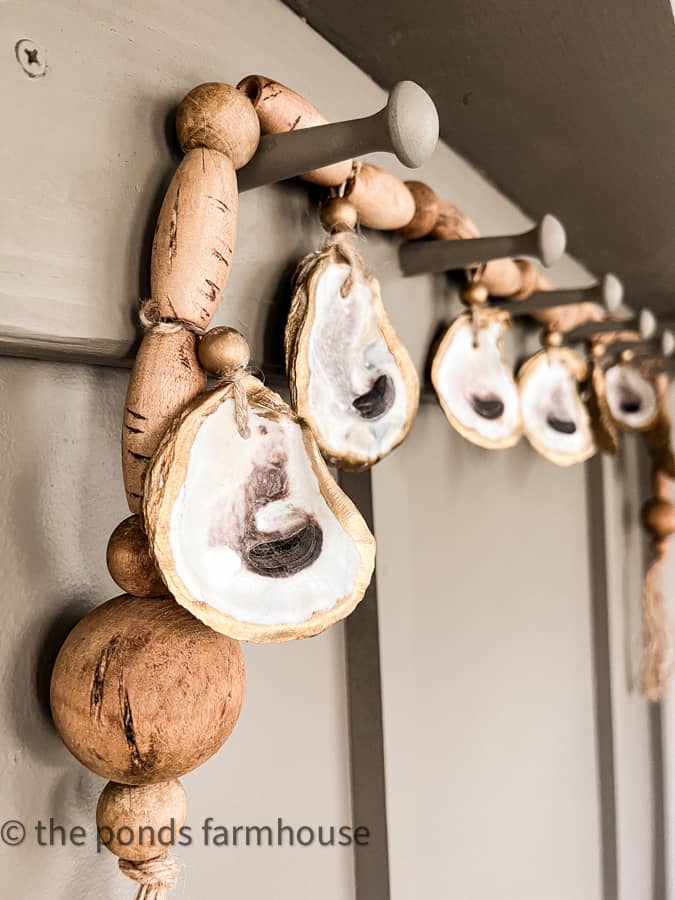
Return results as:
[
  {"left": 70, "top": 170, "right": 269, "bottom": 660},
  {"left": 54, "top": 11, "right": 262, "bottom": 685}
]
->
[
  {"left": 518, "top": 329, "right": 595, "bottom": 466},
  {"left": 604, "top": 350, "right": 659, "bottom": 431},
  {"left": 144, "top": 327, "right": 375, "bottom": 643},
  {"left": 585, "top": 340, "right": 619, "bottom": 456},
  {"left": 431, "top": 279, "right": 522, "bottom": 449},
  {"left": 285, "top": 192, "right": 419, "bottom": 469}
]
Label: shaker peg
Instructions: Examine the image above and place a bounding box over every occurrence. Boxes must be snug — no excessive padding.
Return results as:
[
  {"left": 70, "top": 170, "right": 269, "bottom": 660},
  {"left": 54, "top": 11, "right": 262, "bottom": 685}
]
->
[
  {"left": 607, "top": 327, "right": 675, "bottom": 360},
  {"left": 564, "top": 307, "right": 656, "bottom": 345},
  {"left": 399, "top": 214, "right": 566, "bottom": 276},
  {"left": 501, "top": 273, "right": 624, "bottom": 318},
  {"left": 237, "top": 80, "right": 439, "bottom": 192}
]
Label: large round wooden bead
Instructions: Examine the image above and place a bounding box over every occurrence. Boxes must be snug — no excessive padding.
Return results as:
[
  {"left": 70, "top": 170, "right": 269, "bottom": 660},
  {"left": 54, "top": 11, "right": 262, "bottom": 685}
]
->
[
  {"left": 50, "top": 595, "right": 246, "bottom": 784},
  {"left": 97, "top": 780, "right": 187, "bottom": 861},
  {"left": 176, "top": 82, "right": 260, "bottom": 169},
  {"left": 198, "top": 326, "right": 250, "bottom": 376},
  {"left": 642, "top": 497, "right": 675, "bottom": 539},
  {"left": 107, "top": 516, "right": 166, "bottom": 597}
]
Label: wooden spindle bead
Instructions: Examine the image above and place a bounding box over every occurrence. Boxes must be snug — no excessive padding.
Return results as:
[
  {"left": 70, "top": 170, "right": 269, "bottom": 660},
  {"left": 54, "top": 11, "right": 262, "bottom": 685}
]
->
[
  {"left": 107, "top": 516, "right": 166, "bottom": 597},
  {"left": 50, "top": 595, "right": 246, "bottom": 784},
  {"left": 642, "top": 497, "right": 675, "bottom": 540},
  {"left": 97, "top": 780, "right": 187, "bottom": 861},
  {"left": 430, "top": 200, "right": 480, "bottom": 241},
  {"left": 347, "top": 163, "right": 415, "bottom": 231},
  {"left": 198, "top": 326, "right": 250, "bottom": 376},
  {"left": 122, "top": 329, "right": 206, "bottom": 514},
  {"left": 531, "top": 301, "right": 603, "bottom": 333},
  {"left": 149, "top": 148, "right": 237, "bottom": 328},
  {"left": 320, "top": 196, "right": 358, "bottom": 233},
  {"left": 398, "top": 181, "right": 439, "bottom": 239},
  {"left": 480, "top": 258, "right": 526, "bottom": 297},
  {"left": 237, "top": 75, "right": 353, "bottom": 186},
  {"left": 176, "top": 82, "right": 260, "bottom": 169}
]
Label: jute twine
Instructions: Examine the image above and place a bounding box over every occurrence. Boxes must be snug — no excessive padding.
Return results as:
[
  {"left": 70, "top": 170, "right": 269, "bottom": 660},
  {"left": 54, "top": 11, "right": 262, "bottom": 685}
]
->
[
  {"left": 119, "top": 855, "right": 180, "bottom": 900},
  {"left": 640, "top": 545, "right": 674, "bottom": 701},
  {"left": 216, "top": 364, "right": 251, "bottom": 439},
  {"left": 138, "top": 301, "right": 206, "bottom": 336}
]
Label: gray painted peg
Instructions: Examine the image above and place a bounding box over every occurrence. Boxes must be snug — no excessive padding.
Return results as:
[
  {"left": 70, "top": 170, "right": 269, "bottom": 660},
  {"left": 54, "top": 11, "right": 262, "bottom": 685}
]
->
[
  {"left": 237, "top": 81, "right": 439, "bottom": 192},
  {"left": 398, "top": 214, "right": 566, "bottom": 276},
  {"left": 501, "top": 273, "right": 624, "bottom": 318}
]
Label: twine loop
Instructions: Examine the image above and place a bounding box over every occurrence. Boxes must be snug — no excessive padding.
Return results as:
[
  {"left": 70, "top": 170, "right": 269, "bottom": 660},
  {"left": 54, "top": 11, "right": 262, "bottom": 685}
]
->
[
  {"left": 216, "top": 365, "right": 251, "bottom": 439},
  {"left": 138, "top": 301, "right": 205, "bottom": 336},
  {"left": 119, "top": 855, "right": 180, "bottom": 900}
]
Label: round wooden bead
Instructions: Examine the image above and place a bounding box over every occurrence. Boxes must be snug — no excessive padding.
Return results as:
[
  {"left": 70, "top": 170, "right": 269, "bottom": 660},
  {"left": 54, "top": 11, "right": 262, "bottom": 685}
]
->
[
  {"left": 50, "top": 595, "right": 246, "bottom": 784},
  {"left": 107, "top": 516, "right": 166, "bottom": 597},
  {"left": 461, "top": 281, "right": 489, "bottom": 307},
  {"left": 198, "top": 326, "right": 250, "bottom": 376},
  {"left": 542, "top": 328, "right": 563, "bottom": 349},
  {"left": 642, "top": 497, "right": 675, "bottom": 539},
  {"left": 176, "top": 82, "right": 260, "bottom": 169},
  {"left": 97, "top": 780, "right": 187, "bottom": 862},
  {"left": 398, "top": 181, "right": 439, "bottom": 240},
  {"left": 320, "top": 197, "right": 358, "bottom": 233}
]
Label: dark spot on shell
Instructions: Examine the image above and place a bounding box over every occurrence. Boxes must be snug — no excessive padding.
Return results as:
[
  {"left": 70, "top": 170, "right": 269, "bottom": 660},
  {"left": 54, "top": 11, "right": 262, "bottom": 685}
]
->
[
  {"left": 245, "top": 521, "right": 323, "bottom": 578},
  {"left": 618, "top": 389, "right": 642, "bottom": 414},
  {"left": 353, "top": 374, "right": 394, "bottom": 420},
  {"left": 547, "top": 414, "right": 577, "bottom": 434},
  {"left": 470, "top": 393, "right": 504, "bottom": 420}
]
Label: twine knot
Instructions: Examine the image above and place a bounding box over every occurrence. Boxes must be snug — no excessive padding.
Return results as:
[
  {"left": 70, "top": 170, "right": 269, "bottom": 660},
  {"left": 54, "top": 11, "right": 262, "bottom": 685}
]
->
[
  {"left": 138, "top": 300, "right": 205, "bottom": 336},
  {"left": 119, "top": 854, "right": 180, "bottom": 900},
  {"left": 217, "top": 365, "right": 251, "bottom": 439}
]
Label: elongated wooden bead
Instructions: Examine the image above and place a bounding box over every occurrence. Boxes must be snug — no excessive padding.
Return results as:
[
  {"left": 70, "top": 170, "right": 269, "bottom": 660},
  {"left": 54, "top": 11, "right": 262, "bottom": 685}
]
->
[
  {"left": 148, "top": 148, "right": 237, "bottom": 328},
  {"left": 398, "top": 180, "right": 439, "bottom": 239},
  {"left": 348, "top": 163, "right": 415, "bottom": 231},
  {"left": 237, "top": 74, "right": 353, "bottom": 186},
  {"left": 122, "top": 329, "right": 206, "bottom": 513}
]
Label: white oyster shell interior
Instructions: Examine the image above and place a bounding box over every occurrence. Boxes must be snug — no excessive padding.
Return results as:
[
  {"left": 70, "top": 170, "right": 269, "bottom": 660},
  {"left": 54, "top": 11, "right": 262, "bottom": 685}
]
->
[
  {"left": 434, "top": 317, "right": 520, "bottom": 444},
  {"left": 520, "top": 356, "right": 591, "bottom": 457},
  {"left": 305, "top": 263, "right": 410, "bottom": 460},
  {"left": 169, "top": 398, "right": 361, "bottom": 626},
  {"left": 605, "top": 363, "right": 657, "bottom": 428}
]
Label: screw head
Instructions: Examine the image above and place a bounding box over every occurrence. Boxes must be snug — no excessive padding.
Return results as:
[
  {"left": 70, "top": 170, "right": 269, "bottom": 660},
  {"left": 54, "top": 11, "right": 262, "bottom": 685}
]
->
[{"left": 15, "top": 39, "right": 47, "bottom": 79}]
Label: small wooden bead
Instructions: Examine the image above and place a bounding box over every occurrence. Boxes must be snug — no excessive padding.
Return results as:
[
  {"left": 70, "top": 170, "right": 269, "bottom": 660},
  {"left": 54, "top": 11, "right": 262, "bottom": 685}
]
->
[
  {"left": 97, "top": 780, "right": 187, "bottom": 862},
  {"left": 50, "top": 595, "right": 246, "bottom": 784},
  {"left": 176, "top": 83, "right": 260, "bottom": 170},
  {"left": 542, "top": 328, "right": 563, "bottom": 349},
  {"left": 198, "top": 327, "right": 251, "bottom": 376},
  {"left": 398, "top": 181, "right": 439, "bottom": 240},
  {"left": 642, "top": 497, "right": 675, "bottom": 540},
  {"left": 107, "top": 516, "right": 166, "bottom": 597},
  {"left": 320, "top": 197, "right": 358, "bottom": 233},
  {"left": 461, "top": 281, "right": 489, "bottom": 307}
]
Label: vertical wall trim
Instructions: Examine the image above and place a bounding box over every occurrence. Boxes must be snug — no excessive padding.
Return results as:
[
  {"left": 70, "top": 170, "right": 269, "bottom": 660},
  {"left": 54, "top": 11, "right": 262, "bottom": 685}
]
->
[
  {"left": 338, "top": 470, "right": 391, "bottom": 900},
  {"left": 586, "top": 456, "right": 620, "bottom": 900}
]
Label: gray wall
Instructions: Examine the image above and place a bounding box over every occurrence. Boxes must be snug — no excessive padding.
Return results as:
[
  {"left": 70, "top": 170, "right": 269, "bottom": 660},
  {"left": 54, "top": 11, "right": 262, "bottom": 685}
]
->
[{"left": 0, "top": 0, "right": 661, "bottom": 898}]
